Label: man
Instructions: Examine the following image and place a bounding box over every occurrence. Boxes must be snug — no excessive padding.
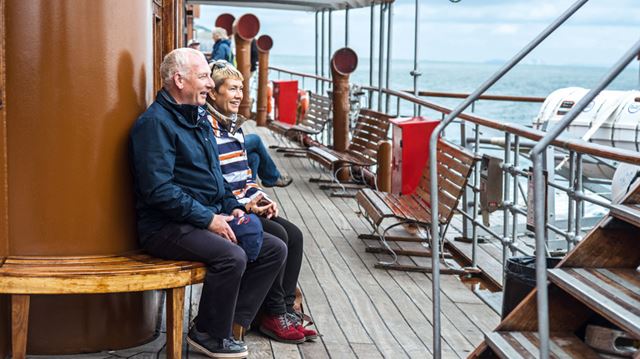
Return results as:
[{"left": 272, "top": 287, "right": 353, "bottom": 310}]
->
[
  {"left": 205, "top": 60, "right": 317, "bottom": 343},
  {"left": 130, "top": 48, "right": 287, "bottom": 358},
  {"left": 211, "top": 27, "right": 233, "bottom": 63}
]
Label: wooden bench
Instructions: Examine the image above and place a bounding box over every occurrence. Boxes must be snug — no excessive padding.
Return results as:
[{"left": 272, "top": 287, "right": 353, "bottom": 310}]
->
[
  {"left": 0, "top": 253, "right": 206, "bottom": 359},
  {"left": 268, "top": 92, "right": 332, "bottom": 153},
  {"left": 306, "top": 108, "right": 392, "bottom": 193},
  {"left": 356, "top": 139, "right": 480, "bottom": 271}
]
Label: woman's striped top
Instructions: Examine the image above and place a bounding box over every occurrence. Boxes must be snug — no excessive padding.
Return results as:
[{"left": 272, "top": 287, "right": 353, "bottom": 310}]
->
[{"left": 202, "top": 107, "right": 268, "bottom": 205}]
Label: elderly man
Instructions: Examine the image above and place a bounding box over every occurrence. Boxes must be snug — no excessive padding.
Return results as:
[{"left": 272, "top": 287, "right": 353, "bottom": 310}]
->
[{"left": 130, "top": 48, "right": 287, "bottom": 358}]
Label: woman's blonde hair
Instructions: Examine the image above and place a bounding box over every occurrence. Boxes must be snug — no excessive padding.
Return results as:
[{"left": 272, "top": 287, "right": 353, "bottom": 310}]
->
[{"left": 210, "top": 60, "right": 244, "bottom": 90}]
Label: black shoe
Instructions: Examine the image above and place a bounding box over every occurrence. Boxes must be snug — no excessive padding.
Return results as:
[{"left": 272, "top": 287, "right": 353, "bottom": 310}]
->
[
  {"left": 262, "top": 174, "right": 293, "bottom": 188},
  {"left": 187, "top": 326, "right": 248, "bottom": 358}
]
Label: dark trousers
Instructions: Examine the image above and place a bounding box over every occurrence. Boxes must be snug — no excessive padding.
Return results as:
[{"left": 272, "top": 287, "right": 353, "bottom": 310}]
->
[
  {"left": 259, "top": 216, "right": 303, "bottom": 314},
  {"left": 142, "top": 223, "right": 287, "bottom": 339}
]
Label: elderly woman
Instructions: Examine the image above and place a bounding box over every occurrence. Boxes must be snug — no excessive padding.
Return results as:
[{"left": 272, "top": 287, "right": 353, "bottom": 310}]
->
[{"left": 203, "top": 60, "right": 317, "bottom": 344}]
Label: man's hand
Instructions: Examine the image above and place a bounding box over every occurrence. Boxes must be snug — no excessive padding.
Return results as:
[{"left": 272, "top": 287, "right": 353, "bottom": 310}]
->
[{"left": 207, "top": 214, "right": 237, "bottom": 243}]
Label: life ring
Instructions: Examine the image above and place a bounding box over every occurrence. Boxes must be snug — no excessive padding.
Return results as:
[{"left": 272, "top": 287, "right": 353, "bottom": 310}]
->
[
  {"left": 267, "top": 82, "right": 273, "bottom": 115},
  {"left": 297, "top": 90, "right": 309, "bottom": 121}
]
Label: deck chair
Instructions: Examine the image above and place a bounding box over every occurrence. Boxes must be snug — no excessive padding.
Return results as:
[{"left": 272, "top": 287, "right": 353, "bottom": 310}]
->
[
  {"left": 306, "top": 108, "right": 392, "bottom": 196},
  {"left": 356, "top": 139, "right": 481, "bottom": 272}
]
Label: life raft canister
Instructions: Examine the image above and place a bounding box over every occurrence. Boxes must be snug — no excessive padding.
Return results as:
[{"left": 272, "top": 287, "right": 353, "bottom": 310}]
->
[{"left": 297, "top": 89, "right": 309, "bottom": 122}]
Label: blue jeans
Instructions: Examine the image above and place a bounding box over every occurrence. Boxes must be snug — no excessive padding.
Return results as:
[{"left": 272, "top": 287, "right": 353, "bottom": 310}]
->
[{"left": 245, "top": 134, "right": 281, "bottom": 186}]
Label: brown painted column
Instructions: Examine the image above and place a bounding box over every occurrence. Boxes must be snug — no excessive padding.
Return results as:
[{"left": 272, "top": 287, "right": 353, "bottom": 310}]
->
[
  {"left": 331, "top": 48, "right": 358, "bottom": 181},
  {"left": 215, "top": 13, "right": 235, "bottom": 35},
  {"left": 331, "top": 48, "right": 358, "bottom": 152},
  {"left": 2, "top": 0, "right": 160, "bottom": 354},
  {"left": 233, "top": 14, "right": 260, "bottom": 118},
  {"left": 0, "top": 0, "right": 8, "bottom": 357},
  {"left": 256, "top": 35, "right": 273, "bottom": 126}
]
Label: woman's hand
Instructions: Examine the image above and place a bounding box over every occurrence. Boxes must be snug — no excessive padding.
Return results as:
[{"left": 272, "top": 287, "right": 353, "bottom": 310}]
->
[{"left": 246, "top": 194, "right": 276, "bottom": 217}]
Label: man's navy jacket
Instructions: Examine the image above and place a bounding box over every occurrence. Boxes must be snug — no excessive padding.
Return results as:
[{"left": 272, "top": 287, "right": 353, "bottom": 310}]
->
[{"left": 130, "top": 89, "right": 244, "bottom": 242}]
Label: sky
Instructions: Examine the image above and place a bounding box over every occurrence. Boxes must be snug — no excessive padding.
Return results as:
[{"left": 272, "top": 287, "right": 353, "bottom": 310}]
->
[{"left": 194, "top": 0, "right": 640, "bottom": 67}]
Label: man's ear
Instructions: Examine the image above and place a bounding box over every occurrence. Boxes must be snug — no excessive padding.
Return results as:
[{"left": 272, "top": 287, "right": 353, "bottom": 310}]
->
[{"left": 173, "top": 73, "right": 184, "bottom": 90}]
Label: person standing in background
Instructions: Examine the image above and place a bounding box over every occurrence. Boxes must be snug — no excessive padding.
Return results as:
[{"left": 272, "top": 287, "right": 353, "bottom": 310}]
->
[{"left": 211, "top": 27, "right": 234, "bottom": 63}]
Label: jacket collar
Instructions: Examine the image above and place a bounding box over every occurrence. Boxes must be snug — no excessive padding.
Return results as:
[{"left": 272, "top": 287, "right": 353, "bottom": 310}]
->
[
  {"left": 156, "top": 89, "right": 202, "bottom": 129},
  {"left": 206, "top": 102, "right": 247, "bottom": 135}
]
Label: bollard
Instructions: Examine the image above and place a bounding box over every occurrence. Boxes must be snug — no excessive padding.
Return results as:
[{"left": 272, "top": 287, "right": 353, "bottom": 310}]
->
[{"left": 377, "top": 141, "right": 392, "bottom": 193}]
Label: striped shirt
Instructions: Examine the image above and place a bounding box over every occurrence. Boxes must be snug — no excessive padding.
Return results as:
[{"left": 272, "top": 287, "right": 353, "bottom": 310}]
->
[{"left": 202, "top": 107, "right": 268, "bottom": 205}]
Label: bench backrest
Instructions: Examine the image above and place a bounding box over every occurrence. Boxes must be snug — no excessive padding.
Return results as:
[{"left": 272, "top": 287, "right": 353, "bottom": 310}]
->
[
  {"left": 415, "top": 139, "right": 478, "bottom": 225},
  {"left": 347, "top": 108, "right": 392, "bottom": 162},
  {"left": 299, "top": 92, "right": 332, "bottom": 132}
]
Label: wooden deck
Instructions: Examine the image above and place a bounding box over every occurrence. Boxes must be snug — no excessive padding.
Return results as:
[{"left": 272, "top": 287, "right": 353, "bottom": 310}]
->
[{"left": 28, "top": 122, "right": 500, "bottom": 358}]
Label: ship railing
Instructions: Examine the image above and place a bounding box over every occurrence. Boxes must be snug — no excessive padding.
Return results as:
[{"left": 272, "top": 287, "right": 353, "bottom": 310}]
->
[
  {"left": 268, "top": 58, "right": 640, "bottom": 358},
  {"left": 268, "top": 14, "right": 639, "bottom": 359}
]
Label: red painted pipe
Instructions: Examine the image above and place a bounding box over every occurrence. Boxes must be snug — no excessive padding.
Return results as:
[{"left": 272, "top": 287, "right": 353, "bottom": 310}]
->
[{"left": 215, "top": 13, "right": 235, "bottom": 36}]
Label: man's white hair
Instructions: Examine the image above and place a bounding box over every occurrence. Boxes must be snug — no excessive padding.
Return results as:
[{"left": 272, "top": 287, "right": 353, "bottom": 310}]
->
[
  {"left": 212, "top": 27, "right": 229, "bottom": 41},
  {"left": 160, "top": 48, "right": 206, "bottom": 88}
]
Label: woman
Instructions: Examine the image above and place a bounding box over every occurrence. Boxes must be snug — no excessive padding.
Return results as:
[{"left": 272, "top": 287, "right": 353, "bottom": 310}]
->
[{"left": 204, "top": 60, "right": 317, "bottom": 344}]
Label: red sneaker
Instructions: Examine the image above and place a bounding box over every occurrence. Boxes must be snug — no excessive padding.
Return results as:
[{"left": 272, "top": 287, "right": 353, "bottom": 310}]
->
[
  {"left": 259, "top": 313, "right": 306, "bottom": 344},
  {"left": 287, "top": 312, "right": 318, "bottom": 341}
]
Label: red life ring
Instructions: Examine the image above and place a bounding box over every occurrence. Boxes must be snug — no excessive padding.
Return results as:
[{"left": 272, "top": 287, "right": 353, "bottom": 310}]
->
[
  {"left": 297, "top": 90, "right": 309, "bottom": 121},
  {"left": 267, "top": 82, "right": 273, "bottom": 115}
]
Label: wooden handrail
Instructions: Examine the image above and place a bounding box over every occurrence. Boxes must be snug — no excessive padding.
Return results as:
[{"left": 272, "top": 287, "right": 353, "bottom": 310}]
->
[
  {"left": 269, "top": 66, "right": 331, "bottom": 83},
  {"left": 270, "top": 67, "right": 640, "bottom": 165},
  {"left": 406, "top": 90, "right": 545, "bottom": 103}
]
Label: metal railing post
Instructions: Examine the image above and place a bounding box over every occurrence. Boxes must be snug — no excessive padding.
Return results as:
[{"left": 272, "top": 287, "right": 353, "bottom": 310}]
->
[
  {"left": 426, "top": 1, "right": 589, "bottom": 357},
  {"left": 345, "top": 6, "right": 349, "bottom": 46},
  {"left": 321, "top": 9, "right": 325, "bottom": 95},
  {"left": 567, "top": 151, "right": 576, "bottom": 250},
  {"left": 411, "top": 0, "right": 421, "bottom": 116},
  {"left": 385, "top": 2, "right": 393, "bottom": 113},
  {"left": 511, "top": 135, "right": 521, "bottom": 256},
  {"left": 530, "top": 37, "right": 640, "bottom": 359},
  {"left": 315, "top": 11, "right": 319, "bottom": 94},
  {"left": 575, "top": 153, "right": 584, "bottom": 243},
  {"left": 369, "top": 3, "right": 374, "bottom": 103},
  {"left": 377, "top": 3, "right": 386, "bottom": 112},
  {"left": 503, "top": 133, "right": 512, "bottom": 278},
  {"left": 471, "top": 124, "right": 481, "bottom": 267}
]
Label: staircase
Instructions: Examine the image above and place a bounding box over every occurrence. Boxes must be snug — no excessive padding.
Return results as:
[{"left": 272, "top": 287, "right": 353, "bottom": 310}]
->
[{"left": 469, "top": 182, "right": 640, "bottom": 358}]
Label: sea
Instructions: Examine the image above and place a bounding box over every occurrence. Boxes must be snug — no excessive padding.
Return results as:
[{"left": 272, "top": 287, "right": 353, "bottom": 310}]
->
[{"left": 268, "top": 54, "right": 640, "bottom": 127}]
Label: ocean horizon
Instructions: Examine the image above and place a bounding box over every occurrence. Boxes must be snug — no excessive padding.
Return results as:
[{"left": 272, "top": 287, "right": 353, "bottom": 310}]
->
[{"left": 267, "top": 54, "right": 640, "bottom": 126}]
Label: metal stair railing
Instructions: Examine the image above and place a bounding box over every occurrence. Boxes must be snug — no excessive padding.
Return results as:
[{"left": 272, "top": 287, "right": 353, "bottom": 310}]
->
[
  {"left": 530, "top": 38, "right": 640, "bottom": 359},
  {"left": 425, "top": 0, "right": 589, "bottom": 358}
]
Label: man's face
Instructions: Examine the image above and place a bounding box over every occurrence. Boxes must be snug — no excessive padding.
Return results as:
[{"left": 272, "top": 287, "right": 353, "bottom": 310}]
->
[
  {"left": 177, "top": 55, "right": 213, "bottom": 106},
  {"left": 212, "top": 78, "right": 243, "bottom": 115}
]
